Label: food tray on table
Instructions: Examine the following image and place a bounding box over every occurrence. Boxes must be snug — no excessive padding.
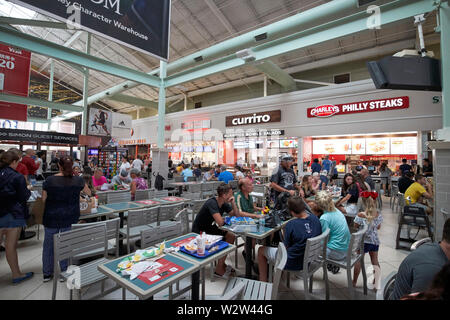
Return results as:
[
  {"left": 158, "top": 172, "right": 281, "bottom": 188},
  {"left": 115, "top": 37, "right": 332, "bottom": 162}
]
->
[{"left": 180, "top": 240, "right": 229, "bottom": 259}]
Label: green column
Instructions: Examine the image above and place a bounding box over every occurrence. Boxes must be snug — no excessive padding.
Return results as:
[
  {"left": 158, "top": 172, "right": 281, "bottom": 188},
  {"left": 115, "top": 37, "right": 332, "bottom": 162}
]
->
[
  {"left": 441, "top": 2, "right": 450, "bottom": 133},
  {"left": 157, "top": 61, "right": 167, "bottom": 149},
  {"left": 47, "top": 59, "right": 54, "bottom": 127},
  {"left": 81, "top": 33, "right": 91, "bottom": 136}
]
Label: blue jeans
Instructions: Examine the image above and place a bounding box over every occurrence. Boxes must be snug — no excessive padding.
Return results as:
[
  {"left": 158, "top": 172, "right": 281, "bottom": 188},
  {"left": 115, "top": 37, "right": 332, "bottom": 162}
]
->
[{"left": 43, "top": 227, "right": 71, "bottom": 276}]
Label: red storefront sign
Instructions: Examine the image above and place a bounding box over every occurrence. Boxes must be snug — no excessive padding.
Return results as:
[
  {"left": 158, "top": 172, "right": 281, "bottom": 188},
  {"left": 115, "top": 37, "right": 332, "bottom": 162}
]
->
[
  {"left": 0, "top": 44, "right": 31, "bottom": 122},
  {"left": 307, "top": 97, "right": 409, "bottom": 118}
]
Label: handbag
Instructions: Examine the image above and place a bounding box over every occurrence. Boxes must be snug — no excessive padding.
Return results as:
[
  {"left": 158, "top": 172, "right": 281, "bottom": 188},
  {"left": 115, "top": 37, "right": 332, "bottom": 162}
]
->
[{"left": 28, "top": 197, "right": 45, "bottom": 226}]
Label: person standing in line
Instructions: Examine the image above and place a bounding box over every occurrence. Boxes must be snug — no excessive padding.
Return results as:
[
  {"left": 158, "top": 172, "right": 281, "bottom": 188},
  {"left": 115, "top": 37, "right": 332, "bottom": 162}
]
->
[
  {"left": 0, "top": 150, "right": 34, "bottom": 284},
  {"left": 378, "top": 162, "right": 393, "bottom": 195},
  {"left": 399, "top": 158, "right": 412, "bottom": 176},
  {"left": 21, "top": 149, "right": 39, "bottom": 182},
  {"left": 311, "top": 158, "right": 322, "bottom": 174},
  {"left": 322, "top": 155, "right": 332, "bottom": 174},
  {"left": 132, "top": 155, "right": 144, "bottom": 171},
  {"left": 41, "top": 157, "right": 86, "bottom": 282},
  {"left": 35, "top": 151, "right": 46, "bottom": 181},
  {"left": 360, "top": 169, "right": 375, "bottom": 191}
]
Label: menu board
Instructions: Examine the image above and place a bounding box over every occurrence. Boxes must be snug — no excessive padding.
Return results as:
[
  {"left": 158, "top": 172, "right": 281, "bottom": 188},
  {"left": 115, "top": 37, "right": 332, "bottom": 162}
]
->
[
  {"left": 366, "top": 138, "right": 390, "bottom": 154},
  {"left": 279, "top": 140, "right": 297, "bottom": 148},
  {"left": 390, "top": 137, "right": 417, "bottom": 155},
  {"left": 313, "top": 139, "right": 352, "bottom": 154},
  {"left": 352, "top": 138, "right": 366, "bottom": 155}
]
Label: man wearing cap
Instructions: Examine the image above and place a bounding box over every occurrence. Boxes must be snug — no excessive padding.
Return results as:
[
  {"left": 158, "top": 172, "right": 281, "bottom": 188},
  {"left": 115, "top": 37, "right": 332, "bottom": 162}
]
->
[
  {"left": 270, "top": 156, "right": 301, "bottom": 203},
  {"left": 111, "top": 169, "right": 132, "bottom": 187}
]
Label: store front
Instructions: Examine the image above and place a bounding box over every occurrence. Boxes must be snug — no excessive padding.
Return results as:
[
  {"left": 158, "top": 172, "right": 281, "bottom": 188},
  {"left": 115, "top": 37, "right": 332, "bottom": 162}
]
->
[{"left": 118, "top": 79, "right": 443, "bottom": 176}]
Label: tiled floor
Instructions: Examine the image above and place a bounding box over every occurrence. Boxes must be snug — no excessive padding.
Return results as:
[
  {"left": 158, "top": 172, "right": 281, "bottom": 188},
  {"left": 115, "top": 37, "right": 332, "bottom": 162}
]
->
[{"left": 0, "top": 196, "right": 429, "bottom": 300}]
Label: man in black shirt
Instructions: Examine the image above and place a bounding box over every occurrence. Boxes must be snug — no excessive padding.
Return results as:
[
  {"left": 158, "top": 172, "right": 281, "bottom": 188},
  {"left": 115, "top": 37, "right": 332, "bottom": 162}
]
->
[
  {"left": 399, "top": 159, "right": 412, "bottom": 176},
  {"left": 192, "top": 183, "right": 239, "bottom": 277},
  {"left": 422, "top": 159, "right": 433, "bottom": 177},
  {"left": 398, "top": 171, "right": 415, "bottom": 194},
  {"left": 270, "top": 156, "right": 301, "bottom": 202}
]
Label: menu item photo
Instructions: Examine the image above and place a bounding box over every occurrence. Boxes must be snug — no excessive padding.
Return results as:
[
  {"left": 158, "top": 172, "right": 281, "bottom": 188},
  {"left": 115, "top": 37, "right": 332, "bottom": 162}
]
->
[{"left": 366, "top": 138, "right": 390, "bottom": 154}]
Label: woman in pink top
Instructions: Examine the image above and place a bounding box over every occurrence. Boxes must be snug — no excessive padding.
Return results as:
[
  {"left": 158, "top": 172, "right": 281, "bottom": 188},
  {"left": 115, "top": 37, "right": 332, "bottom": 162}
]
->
[
  {"left": 130, "top": 168, "right": 148, "bottom": 200},
  {"left": 92, "top": 167, "right": 107, "bottom": 190}
]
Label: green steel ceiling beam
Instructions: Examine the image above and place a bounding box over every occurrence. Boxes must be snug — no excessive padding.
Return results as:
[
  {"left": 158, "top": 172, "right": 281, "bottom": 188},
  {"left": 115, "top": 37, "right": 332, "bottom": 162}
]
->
[
  {"left": 0, "top": 92, "right": 84, "bottom": 112},
  {"left": 0, "top": 17, "right": 77, "bottom": 29},
  {"left": 0, "top": 25, "right": 160, "bottom": 88},
  {"left": 28, "top": 117, "right": 52, "bottom": 124},
  {"left": 165, "top": 0, "right": 436, "bottom": 88},
  {"left": 106, "top": 94, "right": 158, "bottom": 109},
  {"left": 252, "top": 60, "right": 297, "bottom": 91}
]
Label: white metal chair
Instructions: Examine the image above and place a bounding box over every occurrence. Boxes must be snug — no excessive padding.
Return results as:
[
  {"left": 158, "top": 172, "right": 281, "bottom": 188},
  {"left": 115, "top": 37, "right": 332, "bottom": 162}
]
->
[
  {"left": 154, "top": 190, "right": 169, "bottom": 198},
  {"left": 107, "top": 191, "right": 131, "bottom": 204},
  {"left": 119, "top": 208, "right": 156, "bottom": 254},
  {"left": 158, "top": 203, "right": 185, "bottom": 226},
  {"left": 220, "top": 282, "right": 246, "bottom": 300},
  {"left": 284, "top": 229, "right": 330, "bottom": 300},
  {"left": 187, "top": 183, "right": 202, "bottom": 194},
  {"left": 71, "top": 218, "right": 121, "bottom": 259},
  {"left": 376, "top": 271, "right": 397, "bottom": 300},
  {"left": 134, "top": 189, "right": 151, "bottom": 201},
  {"left": 201, "top": 183, "right": 214, "bottom": 199},
  {"left": 182, "top": 192, "right": 202, "bottom": 200},
  {"left": 410, "top": 237, "right": 432, "bottom": 251},
  {"left": 53, "top": 225, "right": 117, "bottom": 300},
  {"left": 325, "top": 224, "right": 368, "bottom": 300},
  {"left": 140, "top": 220, "right": 183, "bottom": 249},
  {"left": 174, "top": 176, "right": 184, "bottom": 182},
  {"left": 221, "top": 242, "right": 287, "bottom": 300},
  {"left": 187, "top": 199, "right": 208, "bottom": 223}
]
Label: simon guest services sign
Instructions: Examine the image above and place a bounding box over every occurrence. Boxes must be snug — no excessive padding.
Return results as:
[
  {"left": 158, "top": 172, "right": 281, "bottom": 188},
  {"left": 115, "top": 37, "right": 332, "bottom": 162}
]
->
[{"left": 307, "top": 97, "right": 409, "bottom": 118}]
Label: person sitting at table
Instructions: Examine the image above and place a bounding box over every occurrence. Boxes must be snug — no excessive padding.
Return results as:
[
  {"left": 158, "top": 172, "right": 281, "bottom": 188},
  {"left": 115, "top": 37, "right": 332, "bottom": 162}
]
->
[
  {"left": 202, "top": 168, "right": 216, "bottom": 182},
  {"left": 316, "top": 191, "right": 350, "bottom": 263},
  {"left": 192, "top": 183, "right": 239, "bottom": 278},
  {"left": 214, "top": 165, "right": 221, "bottom": 178},
  {"left": 257, "top": 196, "right": 322, "bottom": 282},
  {"left": 235, "top": 178, "right": 263, "bottom": 219},
  {"left": 130, "top": 168, "right": 148, "bottom": 201},
  {"left": 319, "top": 170, "right": 329, "bottom": 190},
  {"left": 218, "top": 165, "right": 234, "bottom": 184},
  {"left": 181, "top": 164, "right": 194, "bottom": 182},
  {"left": 404, "top": 174, "right": 433, "bottom": 215},
  {"left": 176, "top": 162, "right": 184, "bottom": 174},
  {"left": 361, "top": 169, "right": 375, "bottom": 191},
  {"left": 92, "top": 167, "right": 108, "bottom": 190},
  {"left": 399, "top": 158, "right": 412, "bottom": 176},
  {"left": 72, "top": 163, "right": 82, "bottom": 177},
  {"left": 235, "top": 166, "right": 245, "bottom": 180},
  {"left": 245, "top": 170, "right": 254, "bottom": 183},
  {"left": 299, "top": 175, "right": 315, "bottom": 199},
  {"left": 192, "top": 165, "right": 202, "bottom": 179},
  {"left": 311, "top": 172, "right": 323, "bottom": 192},
  {"left": 111, "top": 169, "right": 132, "bottom": 188},
  {"left": 41, "top": 157, "right": 85, "bottom": 282},
  {"left": 82, "top": 174, "right": 96, "bottom": 197},
  {"left": 335, "top": 173, "right": 360, "bottom": 218},
  {"left": 422, "top": 158, "right": 433, "bottom": 177},
  {"left": 398, "top": 171, "right": 415, "bottom": 194}
]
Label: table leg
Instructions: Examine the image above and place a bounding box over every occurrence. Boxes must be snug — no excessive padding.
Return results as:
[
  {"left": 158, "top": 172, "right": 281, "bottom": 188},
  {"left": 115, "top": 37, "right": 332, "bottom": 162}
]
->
[
  {"left": 118, "top": 211, "right": 126, "bottom": 255},
  {"left": 191, "top": 270, "right": 200, "bottom": 300},
  {"left": 245, "top": 236, "right": 253, "bottom": 279}
]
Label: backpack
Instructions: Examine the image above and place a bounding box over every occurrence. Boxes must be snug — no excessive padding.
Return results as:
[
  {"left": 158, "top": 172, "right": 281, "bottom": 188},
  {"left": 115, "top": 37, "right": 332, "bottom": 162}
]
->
[{"left": 154, "top": 173, "right": 165, "bottom": 190}]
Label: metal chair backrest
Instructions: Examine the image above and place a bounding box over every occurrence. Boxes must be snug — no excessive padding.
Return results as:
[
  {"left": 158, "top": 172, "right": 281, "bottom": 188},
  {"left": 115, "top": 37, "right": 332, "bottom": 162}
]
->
[
  {"left": 229, "top": 180, "right": 238, "bottom": 190},
  {"left": 253, "top": 184, "right": 266, "bottom": 194},
  {"left": 140, "top": 221, "right": 182, "bottom": 249},
  {"left": 187, "top": 177, "right": 197, "bottom": 182},
  {"left": 183, "top": 192, "right": 202, "bottom": 200},
  {"left": 174, "top": 208, "right": 189, "bottom": 234},
  {"left": 127, "top": 208, "right": 147, "bottom": 229},
  {"left": 303, "top": 228, "right": 330, "bottom": 272},
  {"left": 97, "top": 192, "right": 107, "bottom": 205},
  {"left": 135, "top": 189, "right": 150, "bottom": 201},
  {"left": 222, "top": 282, "right": 246, "bottom": 300},
  {"left": 188, "top": 184, "right": 202, "bottom": 193},
  {"left": 148, "top": 189, "right": 155, "bottom": 199},
  {"left": 107, "top": 191, "right": 131, "bottom": 204},
  {"left": 271, "top": 242, "right": 288, "bottom": 300},
  {"left": 411, "top": 237, "right": 432, "bottom": 251},
  {"left": 154, "top": 190, "right": 169, "bottom": 198},
  {"left": 347, "top": 224, "right": 368, "bottom": 264},
  {"left": 376, "top": 271, "right": 397, "bottom": 300},
  {"left": 201, "top": 183, "right": 212, "bottom": 192},
  {"left": 403, "top": 205, "right": 426, "bottom": 217},
  {"left": 71, "top": 218, "right": 120, "bottom": 257},
  {"left": 145, "top": 206, "right": 160, "bottom": 225},
  {"left": 54, "top": 224, "right": 107, "bottom": 264},
  {"left": 158, "top": 203, "right": 184, "bottom": 222},
  {"left": 174, "top": 176, "right": 184, "bottom": 182},
  {"left": 192, "top": 199, "right": 207, "bottom": 214}
]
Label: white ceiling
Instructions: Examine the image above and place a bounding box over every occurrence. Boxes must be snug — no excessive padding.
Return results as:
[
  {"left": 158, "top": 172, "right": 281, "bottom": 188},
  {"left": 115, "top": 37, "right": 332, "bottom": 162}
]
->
[{"left": 0, "top": 0, "right": 440, "bottom": 113}]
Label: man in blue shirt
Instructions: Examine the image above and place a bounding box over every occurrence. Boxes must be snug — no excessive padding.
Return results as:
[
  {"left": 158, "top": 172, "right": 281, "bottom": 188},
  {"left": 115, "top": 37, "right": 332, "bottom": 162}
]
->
[
  {"left": 319, "top": 170, "right": 329, "bottom": 190},
  {"left": 311, "top": 158, "right": 321, "bottom": 174},
  {"left": 399, "top": 159, "right": 412, "bottom": 176},
  {"left": 181, "top": 164, "right": 193, "bottom": 182},
  {"left": 218, "top": 165, "right": 234, "bottom": 184},
  {"left": 257, "top": 196, "right": 322, "bottom": 281},
  {"left": 322, "top": 155, "right": 332, "bottom": 173}
]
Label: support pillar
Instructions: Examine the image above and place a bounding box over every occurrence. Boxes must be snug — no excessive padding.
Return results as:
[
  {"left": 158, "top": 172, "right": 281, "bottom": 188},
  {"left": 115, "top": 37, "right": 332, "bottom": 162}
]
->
[
  {"left": 81, "top": 33, "right": 91, "bottom": 136},
  {"left": 297, "top": 137, "right": 304, "bottom": 176},
  {"left": 436, "top": 2, "right": 450, "bottom": 140},
  {"left": 47, "top": 60, "right": 54, "bottom": 127}
]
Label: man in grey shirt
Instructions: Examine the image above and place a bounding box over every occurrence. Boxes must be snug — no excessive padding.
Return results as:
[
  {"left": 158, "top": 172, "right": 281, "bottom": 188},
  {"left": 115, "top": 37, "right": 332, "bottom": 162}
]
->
[
  {"left": 111, "top": 169, "right": 132, "bottom": 186},
  {"left": 389, "top": 219, "right": 450, "bottom": 300},
  {"left": 361, "top": 169, "right": 375, "bottom": 191}
]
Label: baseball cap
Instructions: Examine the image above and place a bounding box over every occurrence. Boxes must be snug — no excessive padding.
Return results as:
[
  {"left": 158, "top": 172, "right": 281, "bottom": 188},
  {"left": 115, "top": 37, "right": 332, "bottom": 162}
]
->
[
  {"left": 312, "top": 172, "right": 319, "bottom": 177},
  {"left": 280, "top": 155, "right": 294, "bottom": 162},
  {"left": 321, "top": 170, "right": 328, "bottom": 175}
]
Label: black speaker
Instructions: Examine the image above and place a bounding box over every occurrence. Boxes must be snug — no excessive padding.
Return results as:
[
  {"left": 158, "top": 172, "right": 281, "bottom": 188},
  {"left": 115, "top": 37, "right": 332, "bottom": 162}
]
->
[{"left": 367, "top": 56, "right": 442, "bottom": 91}]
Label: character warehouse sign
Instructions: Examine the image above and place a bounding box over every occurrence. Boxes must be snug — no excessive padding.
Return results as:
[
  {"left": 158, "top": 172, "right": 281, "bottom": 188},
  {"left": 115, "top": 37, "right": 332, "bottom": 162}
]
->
[{"left": 307, "top": 97, "right": 409, "bottom": 118}]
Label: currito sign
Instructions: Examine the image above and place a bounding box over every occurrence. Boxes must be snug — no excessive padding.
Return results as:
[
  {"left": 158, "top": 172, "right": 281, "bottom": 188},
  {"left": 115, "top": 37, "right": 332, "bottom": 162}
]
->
[
  {"left": 307, "top": 97, "right": 409, "bottom": 118},
  {"left": 0, "top": 44, "right": 31, "bottom": 122},
  {"left": 226, "top": 110, "right": 281, "bottom": 127}
]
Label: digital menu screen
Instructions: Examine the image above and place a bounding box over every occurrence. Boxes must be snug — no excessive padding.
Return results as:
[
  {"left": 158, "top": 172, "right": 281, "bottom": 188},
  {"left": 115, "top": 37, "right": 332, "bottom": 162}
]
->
[
  {"left": 352, "top": 138, "right": 366, "bottom": 155},
  {"left": 366, "top": 138, "right": 390, "bottom": 154},
  {"left": 279, "top": 140, "right": 297, "bottom": 148},
  {"left": 390, "top": 137, "right": 417, "bottom": 155},
  {"left": 313, "top": 139, "right": 351, "bottom": 154}
]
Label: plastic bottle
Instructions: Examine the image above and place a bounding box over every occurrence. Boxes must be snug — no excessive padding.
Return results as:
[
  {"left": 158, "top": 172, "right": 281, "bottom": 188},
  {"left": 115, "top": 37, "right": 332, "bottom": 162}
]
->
[
  {"left": 197, "top": 232, "right": 206, "bottom": 256},
  {"left": 259, "top": 214, "right": 265, "bottom": 232}
]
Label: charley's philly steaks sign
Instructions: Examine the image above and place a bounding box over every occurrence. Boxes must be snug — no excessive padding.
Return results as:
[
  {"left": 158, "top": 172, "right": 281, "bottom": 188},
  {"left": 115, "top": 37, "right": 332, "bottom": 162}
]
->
[{"left": 226, "top": 110, "right": 281, "bottom": 127}]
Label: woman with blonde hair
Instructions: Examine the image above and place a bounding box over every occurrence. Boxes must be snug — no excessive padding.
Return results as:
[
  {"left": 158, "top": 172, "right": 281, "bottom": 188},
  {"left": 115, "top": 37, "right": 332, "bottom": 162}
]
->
[
  {"left": 315, "top": 191, "right": 350, "bottom": 263},
  {"left": 299, "top": 175, "right": 315, "bottom": 199},
  {"left": 352, "top": 191, "right": 383, "bottom": 288}
]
